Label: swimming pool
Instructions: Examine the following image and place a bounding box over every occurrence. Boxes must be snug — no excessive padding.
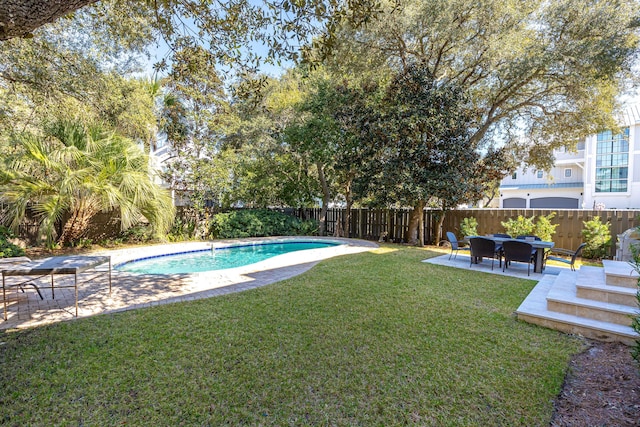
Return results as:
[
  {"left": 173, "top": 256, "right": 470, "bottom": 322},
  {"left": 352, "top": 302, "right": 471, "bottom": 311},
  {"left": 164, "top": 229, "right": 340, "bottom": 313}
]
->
[{"left": 116, "top": 240, "right": 341, "bottom": 274}]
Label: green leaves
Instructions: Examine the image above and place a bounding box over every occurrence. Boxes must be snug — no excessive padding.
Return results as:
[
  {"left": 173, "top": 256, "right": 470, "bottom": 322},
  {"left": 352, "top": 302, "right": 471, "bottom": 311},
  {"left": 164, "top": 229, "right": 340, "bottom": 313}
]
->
[
  {"left": 501, "top": 213, "right": 559, "bottom": 242},
  {"left": 0, "top": 119, "right": 174, "bottom": 246},
  {"left": 580, "top": 216, "right": 612, "bottom": 259},
  {"left": 358, "top": 63, "right": 484, "bottom": 209},
  {"left": 0, "top": 226, "right": 25, "bottom": 258},
  {"left": 327, "top": 0, "right": 640, "bottom": 167},
  {"left": 209, "top": 209, "right": 317, "bottom": 238}
]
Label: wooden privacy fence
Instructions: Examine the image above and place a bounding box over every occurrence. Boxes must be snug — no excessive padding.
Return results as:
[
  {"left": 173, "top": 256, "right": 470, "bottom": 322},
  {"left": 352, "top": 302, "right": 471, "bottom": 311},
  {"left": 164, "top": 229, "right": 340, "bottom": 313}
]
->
[
  {"left": 445, "top": 209, "right": 640, "bottom": 257},
  {"left": 299, "top": 208, "right": 437, "bottom": 244},
  {"left": 300, "top": 208, "right": 640, "bottom": 256},
  {"left": 8, "top": 204, "right": 637, "bottom": 257}
]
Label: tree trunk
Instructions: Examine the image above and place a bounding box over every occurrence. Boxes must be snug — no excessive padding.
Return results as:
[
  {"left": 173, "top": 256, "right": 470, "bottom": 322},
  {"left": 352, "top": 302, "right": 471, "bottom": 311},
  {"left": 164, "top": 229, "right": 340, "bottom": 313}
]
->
[
  {"left": 0, "top": 0, "right": 98, "bottom": 40},
  {"left": 405, "top": 200, "right": 426, "bottom": 246},
  {"left": 436, "top": 209, "right": 447, "bottom": 246},
  {"left": 343, "top": 173, "right": 354, "bottom": 238},
  {"left": 298, "top": 207, "right": 307, "bottom": 221},
  {"left": 483, "top": 187, "right": 499, "bottom": 208},
  {"left": 316, "top": 162, "right": 330, "bottom": 236},
  {"left": 58, "top": 205, "right": 98, "bottom": 246},
  {"left": 194, "top": 206, "right": 209, "bottom": 240}
]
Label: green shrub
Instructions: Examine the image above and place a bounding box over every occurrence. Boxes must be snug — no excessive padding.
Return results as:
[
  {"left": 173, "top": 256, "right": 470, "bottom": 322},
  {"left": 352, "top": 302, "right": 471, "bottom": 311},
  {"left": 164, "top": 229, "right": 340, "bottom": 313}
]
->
[
  {"left": 167, "top": 217, "right": 197, "bottom": 242},
  {"left": 500, "top": 213, "right": 558, "bottom": 241},
  {"left": 580, "top": 217, "right": 611, "bottom": 259},
  {"left": 119, "top": 225, "right": 155, "bottom": 243},
  {"left": 459, "top": 217, "right": 478, "bottom": 237},
  {"left": 296, "top": 218, "right": 319, "bottom": 236},
  {"left": 209, "top": 209, "right": 318, "bottom": 239},
  {"left": 0, "top": 226, "right": 26, "bottom": 258},
  {"left": 501, "top": 215, "right": 536, "bottom": 238},
  {"left": 532, "top": 212, "right": 559, "bottom": 242},
  {"left": 75, "top": 238, "right": 93, "bottom": 248}
]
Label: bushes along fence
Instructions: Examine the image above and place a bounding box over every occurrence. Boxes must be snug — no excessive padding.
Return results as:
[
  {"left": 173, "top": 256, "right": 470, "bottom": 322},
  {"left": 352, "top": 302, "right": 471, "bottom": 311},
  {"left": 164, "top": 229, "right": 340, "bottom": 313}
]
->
[{"left": 298, "top": 208, "right": 639, "bottom": 257}]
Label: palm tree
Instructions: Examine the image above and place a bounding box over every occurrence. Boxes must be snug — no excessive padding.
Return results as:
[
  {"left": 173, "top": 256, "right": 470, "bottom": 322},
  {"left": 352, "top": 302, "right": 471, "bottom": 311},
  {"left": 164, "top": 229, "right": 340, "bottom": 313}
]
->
[{"left": 1, "top": 119, "right": 175, "bottom": 247}]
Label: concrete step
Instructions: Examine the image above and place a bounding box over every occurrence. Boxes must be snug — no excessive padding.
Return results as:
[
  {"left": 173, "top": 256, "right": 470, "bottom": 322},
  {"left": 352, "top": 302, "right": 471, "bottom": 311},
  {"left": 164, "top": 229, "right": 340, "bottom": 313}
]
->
[
  {"left": 516, "top": 275, "right": 639, "bottom": 346},
  {"left": 547, "top": 271, "right": 638, "bottom": 326},
  {"left": 602, "top": 259, "right": 639, "bottom": 289},
  {"left": 576, "top": 266, "right": 639, "bottom": 307}
]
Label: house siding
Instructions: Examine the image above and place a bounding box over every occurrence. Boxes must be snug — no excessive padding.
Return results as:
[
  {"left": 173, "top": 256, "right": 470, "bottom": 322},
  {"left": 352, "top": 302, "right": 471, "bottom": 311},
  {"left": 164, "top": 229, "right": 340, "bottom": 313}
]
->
[{"left": 500, "top": 106, "right": 640, "bottom": 209}]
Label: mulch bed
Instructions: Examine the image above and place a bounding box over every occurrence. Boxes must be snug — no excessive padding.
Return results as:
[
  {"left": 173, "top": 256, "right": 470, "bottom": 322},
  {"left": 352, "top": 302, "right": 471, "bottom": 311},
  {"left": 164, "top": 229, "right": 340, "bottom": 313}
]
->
[{"left": 551, "top": 341, "right": 640, "bottom": 426}]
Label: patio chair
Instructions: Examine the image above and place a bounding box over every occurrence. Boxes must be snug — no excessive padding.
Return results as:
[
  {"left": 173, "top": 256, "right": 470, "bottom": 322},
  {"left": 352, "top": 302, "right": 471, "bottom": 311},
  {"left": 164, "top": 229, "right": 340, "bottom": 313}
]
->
[
  {"left": 502, "top": 240, "right": 535, "bottom": 276},
  {"left": 446, "top": 231, "right": 470, "bottom": 260},
  {"left": 515, "top": 235, "right": 546, "bottom": 269},
  {"left": 469, "top": 237, "right": 501, "bottom": 270},
  {"left": 547, "top": 243, "right": 587, "bottom": 271},
  {"left": 488, "top": 233, "right": 510, "bottom": 258},
  {"left": 0, "top": 257, "right": 44, "bottom": 299}
]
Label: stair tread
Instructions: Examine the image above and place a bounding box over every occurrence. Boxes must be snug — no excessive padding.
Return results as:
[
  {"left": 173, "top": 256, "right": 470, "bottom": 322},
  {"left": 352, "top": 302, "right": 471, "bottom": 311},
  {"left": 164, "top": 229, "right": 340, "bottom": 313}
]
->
[
  {"left": 578, "top": 265, "right": 638, "bottom": 291},
  {"left": 516, "top": 265, "right": 639, "bottom": 343},
  {"left": 578, "top": 266, "right": 607, "bottom": 287},
  {"left": 547, "top": 271, "right": 638, "bottom": 314},
  {"left": 516, "top": 274, "right": 638, "bottom": 338},
  {"left": 517, "top": 305, "right": 639, "bottom": 338},
  {"left": 576, "top": 280, "right": 638, "bottom": 295},
  {"left": 602, "top": 259, "right": 639, "bottom": 279}
]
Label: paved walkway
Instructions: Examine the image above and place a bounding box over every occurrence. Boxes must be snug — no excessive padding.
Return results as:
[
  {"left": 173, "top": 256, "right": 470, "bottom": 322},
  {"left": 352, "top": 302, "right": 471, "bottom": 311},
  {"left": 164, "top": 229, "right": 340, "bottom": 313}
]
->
[
  {"left": 1, "top": 237, "right": 378, "bottom": 330},
  {"left": 423, "top": 251, "right": 571, "bottom": 280}
]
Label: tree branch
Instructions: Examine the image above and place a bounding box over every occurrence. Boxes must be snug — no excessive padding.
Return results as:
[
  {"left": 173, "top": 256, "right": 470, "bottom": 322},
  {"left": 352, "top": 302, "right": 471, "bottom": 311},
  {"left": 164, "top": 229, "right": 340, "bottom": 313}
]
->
[{"left": 0, "top": 0, "right": 99, "bottom": 41}]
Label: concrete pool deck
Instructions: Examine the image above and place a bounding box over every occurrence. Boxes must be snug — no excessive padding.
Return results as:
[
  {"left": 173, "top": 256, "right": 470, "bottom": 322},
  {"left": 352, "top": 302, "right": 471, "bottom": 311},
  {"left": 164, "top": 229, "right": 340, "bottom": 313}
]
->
[{"left": 0, "top": 237, "right": 378, "bottom": 330}]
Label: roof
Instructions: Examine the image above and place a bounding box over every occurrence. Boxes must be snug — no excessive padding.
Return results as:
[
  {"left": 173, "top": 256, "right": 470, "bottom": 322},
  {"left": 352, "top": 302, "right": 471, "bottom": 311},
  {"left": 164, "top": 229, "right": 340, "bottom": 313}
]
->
[
  {"left": 500, "top": 182, "right": 584, "bottom": 190},
  {"left": 620, "top": 104, "right": 640, "bottom": 126}
]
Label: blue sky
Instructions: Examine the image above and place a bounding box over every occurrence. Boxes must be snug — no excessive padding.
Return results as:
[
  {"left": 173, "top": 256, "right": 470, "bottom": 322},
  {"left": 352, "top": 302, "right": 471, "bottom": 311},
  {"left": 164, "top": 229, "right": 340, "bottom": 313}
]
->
[
  {"left": 139, "top": 11, "right": 294, "bottom": 80},
  {"left": 141, "top": 39, "right": 290, "bottom": 80}
]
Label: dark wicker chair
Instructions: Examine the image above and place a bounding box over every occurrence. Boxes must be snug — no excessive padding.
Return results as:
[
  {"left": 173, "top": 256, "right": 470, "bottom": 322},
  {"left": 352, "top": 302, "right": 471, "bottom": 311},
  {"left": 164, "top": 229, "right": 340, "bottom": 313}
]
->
[
  {"left": 469, "top": 237, "right": 501, "bottom": 270},
  {"left": 547, "top": 243, "right": 587, "bottom": 271},
  {"left": 490, "top": 234, "right": 511, "bottom": 257},
  {"left": 446, "top": 231, "right": 469, "bottom": 260},
  {"left": 515, "top": 235, "right": 544, "bottom": 269},
  {"left": 502, "top": 240, "right": 535, "bottom": 276}
]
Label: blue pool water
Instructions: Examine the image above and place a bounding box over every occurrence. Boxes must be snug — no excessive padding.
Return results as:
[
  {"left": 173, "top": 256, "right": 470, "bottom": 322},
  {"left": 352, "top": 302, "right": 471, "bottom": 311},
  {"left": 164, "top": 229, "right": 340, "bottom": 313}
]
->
[{"left": 116, "top": 241, "right": 340, "bottom": 274}]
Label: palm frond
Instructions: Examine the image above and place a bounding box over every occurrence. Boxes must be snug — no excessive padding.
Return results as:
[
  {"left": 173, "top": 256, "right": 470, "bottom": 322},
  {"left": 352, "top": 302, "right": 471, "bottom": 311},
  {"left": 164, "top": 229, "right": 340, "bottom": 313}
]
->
[{"left": 3, "top": 118, "right": 175, "bottom": 244}]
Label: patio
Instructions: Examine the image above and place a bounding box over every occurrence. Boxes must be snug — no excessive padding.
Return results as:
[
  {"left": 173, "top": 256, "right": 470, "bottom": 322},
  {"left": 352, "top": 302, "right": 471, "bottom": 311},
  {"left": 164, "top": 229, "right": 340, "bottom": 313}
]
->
[
  {"left": 423, "top": 252, "right": 570, "bottom": 280},
  {"left": 0, "top": 238, "right": 377, "bottom": 330},
  {"left": 424, "top": 249, "right": 639, "bottom": 345}
]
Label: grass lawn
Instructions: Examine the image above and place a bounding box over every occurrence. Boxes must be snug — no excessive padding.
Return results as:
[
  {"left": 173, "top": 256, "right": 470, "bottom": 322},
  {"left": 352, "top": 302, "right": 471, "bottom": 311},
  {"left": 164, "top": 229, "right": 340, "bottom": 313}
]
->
[{"left": 0, "top": 245, "right": 584, "bottom": 426}]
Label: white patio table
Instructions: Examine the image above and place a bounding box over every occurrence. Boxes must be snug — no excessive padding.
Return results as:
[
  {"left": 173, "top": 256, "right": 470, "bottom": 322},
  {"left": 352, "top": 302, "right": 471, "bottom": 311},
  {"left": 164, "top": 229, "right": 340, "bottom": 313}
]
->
[{"left": 1, "top": 256, "right": 111, "bottom": 320}]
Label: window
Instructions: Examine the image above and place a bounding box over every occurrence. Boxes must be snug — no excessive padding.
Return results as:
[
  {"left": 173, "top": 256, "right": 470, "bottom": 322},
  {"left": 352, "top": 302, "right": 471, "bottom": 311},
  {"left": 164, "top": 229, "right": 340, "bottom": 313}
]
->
[
  {"left": 511, "top": 172, "right": 517, "bottom": 179},
  {"left": 595, "top": 128, "right": 629, "bottom": 193},
  {"left": 564, "top": 168, "right": 572, "bottom": 178},
  {"left": 537, "top": 170, "right": 543, "bottom": 178}
]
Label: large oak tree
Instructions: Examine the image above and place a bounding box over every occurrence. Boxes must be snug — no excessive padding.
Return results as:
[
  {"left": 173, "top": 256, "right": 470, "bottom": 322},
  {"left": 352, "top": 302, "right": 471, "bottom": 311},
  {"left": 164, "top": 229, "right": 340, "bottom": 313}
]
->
[
  {"left": 322, "top": 0, "right": 640, "bottom": 243},
  {"left": 1, "top": 0, "right": 382, "bottom": 73},
  {"left": 330, "top": 0, "right": 640, "bottom": 166}
]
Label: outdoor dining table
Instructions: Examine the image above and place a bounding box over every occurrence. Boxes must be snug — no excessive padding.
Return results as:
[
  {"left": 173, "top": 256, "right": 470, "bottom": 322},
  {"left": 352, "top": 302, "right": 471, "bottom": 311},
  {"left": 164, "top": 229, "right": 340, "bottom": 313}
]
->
[
  {"left": 1, "top": 255, "right": 111, "bottom": 320},
  {"left": 463, "top": 236, "right": 554, "bottom": 274}
]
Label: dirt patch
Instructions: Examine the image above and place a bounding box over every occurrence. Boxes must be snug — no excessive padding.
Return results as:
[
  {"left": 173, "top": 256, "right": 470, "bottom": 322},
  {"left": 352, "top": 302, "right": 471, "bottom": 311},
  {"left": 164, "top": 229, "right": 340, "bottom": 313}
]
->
[{"left": 551, "top": 341, "right": 640, "bottom": 426}]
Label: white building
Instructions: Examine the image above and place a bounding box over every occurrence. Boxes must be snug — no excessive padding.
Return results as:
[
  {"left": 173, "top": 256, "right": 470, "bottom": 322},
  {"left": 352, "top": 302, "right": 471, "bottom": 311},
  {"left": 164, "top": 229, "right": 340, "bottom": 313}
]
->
[{"left": 499, "top": 106, "right": 640, "bottom": 209}]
